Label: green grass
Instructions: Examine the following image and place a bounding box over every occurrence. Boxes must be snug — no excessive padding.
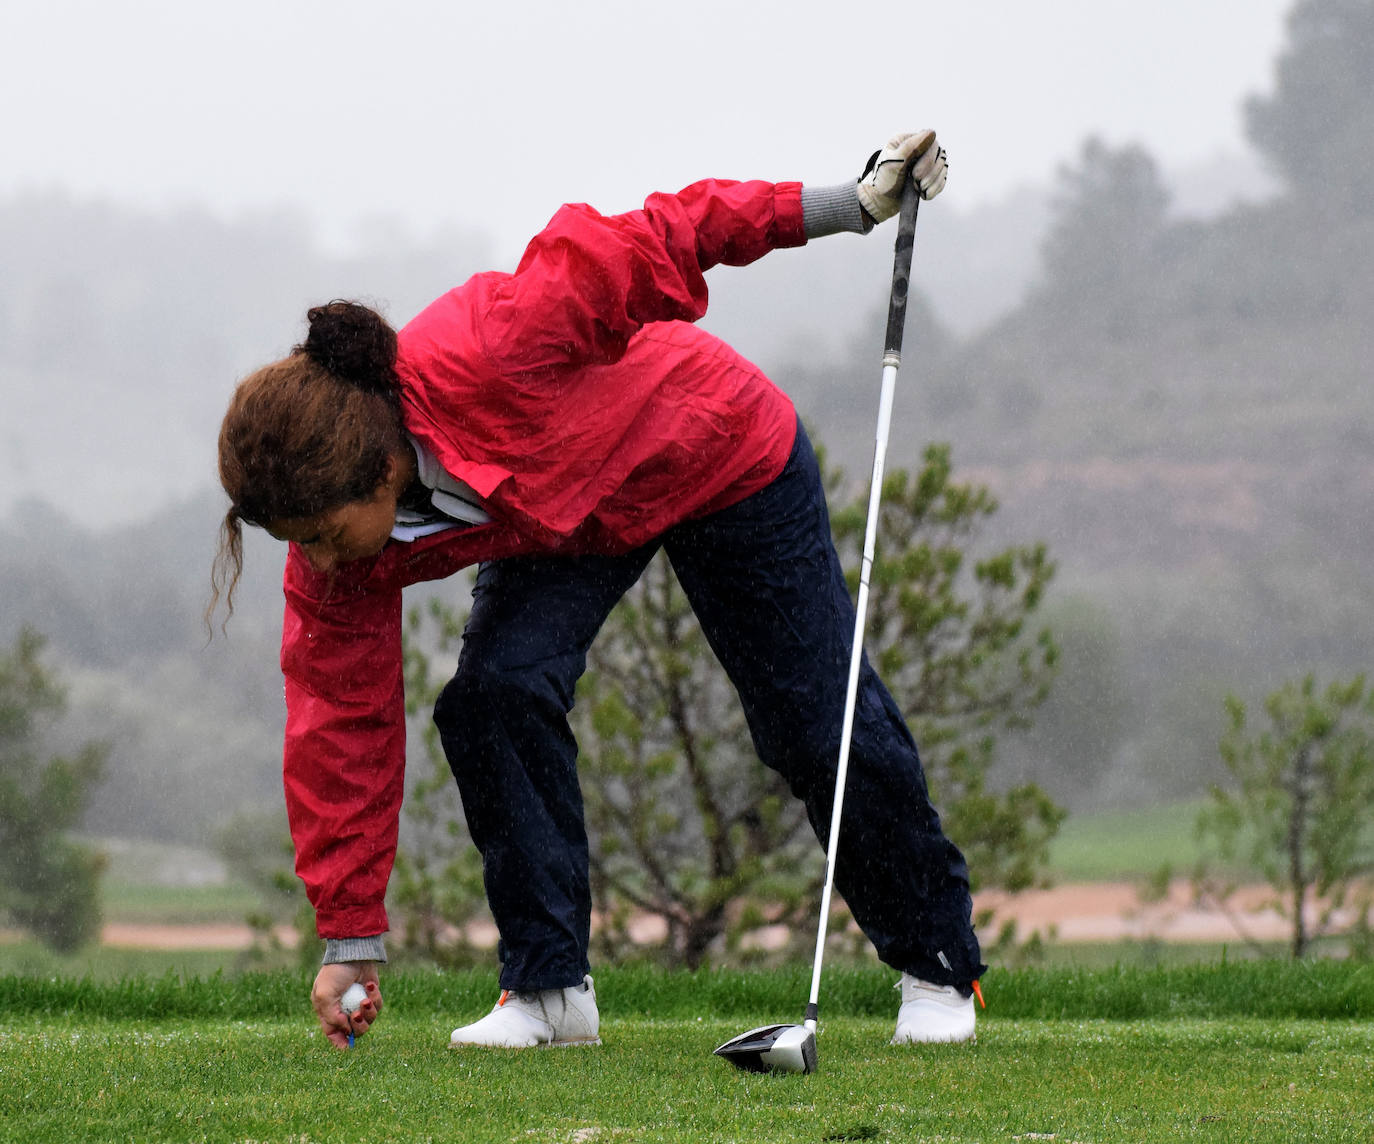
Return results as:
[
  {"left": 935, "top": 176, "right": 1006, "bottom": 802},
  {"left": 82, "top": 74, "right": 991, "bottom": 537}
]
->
[
  {"left": 0, "top": 933, "right": 1323, "bottom": 984},
  {"left": 100, "top": 881, "right": 261, "bottom": 926},
  {"left": 4, "top": 1016, "right": 1371, "bottom": 1143},
  {"left": 5, "top": 963, "right": 1373, "bottom": 1022},
  {"left": 0, "top": 938, "right": 240, "bottom": 982},
  {"left": 1045, "top": 798, "right": 1374, "bottom": 885},
  {"left": 1016, "top": 937, "right": 1315, "bottom": 970},
  {"left": 1047, "top": 799, "right": 1219, "bottom": 881},
  {"left": 2, "top": 965, "right": 1372, "bottom": 1143}
]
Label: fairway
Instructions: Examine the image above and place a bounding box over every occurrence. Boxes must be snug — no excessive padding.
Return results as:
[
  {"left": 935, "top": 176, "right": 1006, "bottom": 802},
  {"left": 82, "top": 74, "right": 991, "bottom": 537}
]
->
[
  {"left": 3, "top": 1015, "right": 1371, "bottom": 1143},
  {"left": 3, "top": 965, "right": 1373, "bottom": 1143}
]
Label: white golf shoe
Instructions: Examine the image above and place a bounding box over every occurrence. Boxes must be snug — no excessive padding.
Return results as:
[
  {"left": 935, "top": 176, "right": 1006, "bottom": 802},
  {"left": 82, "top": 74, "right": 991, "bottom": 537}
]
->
[
  {"left": 891, "top": 974, "right": 978, "bottom": 1045},
  {"left": 448, "top": 975, "right": 601, "bottom": 1049}
]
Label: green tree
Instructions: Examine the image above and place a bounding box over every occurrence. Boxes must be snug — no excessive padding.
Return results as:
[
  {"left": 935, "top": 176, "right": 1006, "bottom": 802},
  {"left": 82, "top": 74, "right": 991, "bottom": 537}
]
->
[
  {"left": 1197, "top": 674, "right": 1374, "bottom": 958},
  {"left": 1245, "top": 0, "right": 1374, "bottom": 216},
  {"left": 575, "top": 441, "right": 1062, "bottom": 966},
  {"left": 574, "top": 553, "right": 820, "bottom": 968},
  {"left": 399, "top": 441, "right": 1062, "bottom": 969},
  {"left": 829, "top": 443, "right": 1063, "bottom": 905},
  {"left": 0, "top": 627, "right": 107, "bottom": 952}
]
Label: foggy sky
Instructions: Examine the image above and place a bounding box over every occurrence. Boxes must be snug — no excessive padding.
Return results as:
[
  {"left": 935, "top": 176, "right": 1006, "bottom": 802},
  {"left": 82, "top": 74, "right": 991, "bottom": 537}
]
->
[{"left": 3, "top": 0, "right": 1291, "bottom": 261}]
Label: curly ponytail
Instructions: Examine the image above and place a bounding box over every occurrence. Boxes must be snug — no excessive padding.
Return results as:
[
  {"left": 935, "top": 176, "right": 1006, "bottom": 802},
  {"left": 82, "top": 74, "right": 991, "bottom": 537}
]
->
[
  {"left": 208, "top": 300, "right": 406, "bottom": 630},
  {"left": 298, "top": 300, "right": 401, "bottom": 401}
]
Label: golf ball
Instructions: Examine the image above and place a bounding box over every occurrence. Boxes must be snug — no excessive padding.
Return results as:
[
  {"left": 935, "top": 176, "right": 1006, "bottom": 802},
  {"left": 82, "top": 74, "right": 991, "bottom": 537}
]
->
[{"left": 341, "top": 983, "right": 368, "bottom": 1014}]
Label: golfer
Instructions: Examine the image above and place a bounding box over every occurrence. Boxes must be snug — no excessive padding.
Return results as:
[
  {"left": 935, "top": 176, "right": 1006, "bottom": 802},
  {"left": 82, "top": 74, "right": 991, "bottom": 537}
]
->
[{"left": 214, "top": 131, "right": 985, "bottom": 1051}]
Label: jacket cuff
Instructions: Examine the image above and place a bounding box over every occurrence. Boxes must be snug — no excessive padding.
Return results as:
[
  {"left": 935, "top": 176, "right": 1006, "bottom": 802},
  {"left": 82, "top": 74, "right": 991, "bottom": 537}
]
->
[
  {"left": 801, "top": 181, "right": 873, "bottom": 237},
  {"left": 322, "top": 935, "right": 388, "bottom": 964}
]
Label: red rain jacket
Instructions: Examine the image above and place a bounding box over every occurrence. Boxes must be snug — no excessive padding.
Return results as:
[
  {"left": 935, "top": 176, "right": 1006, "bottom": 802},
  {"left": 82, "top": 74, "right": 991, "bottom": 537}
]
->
[{"left": 280, "top": 178, "right": 808, "bottom": 938}]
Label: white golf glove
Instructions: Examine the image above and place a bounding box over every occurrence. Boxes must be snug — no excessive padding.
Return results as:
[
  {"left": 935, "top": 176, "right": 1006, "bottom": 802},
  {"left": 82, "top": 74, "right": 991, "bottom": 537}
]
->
[{"left": 856, "top": 131, "right": 949, "bottom": 222}]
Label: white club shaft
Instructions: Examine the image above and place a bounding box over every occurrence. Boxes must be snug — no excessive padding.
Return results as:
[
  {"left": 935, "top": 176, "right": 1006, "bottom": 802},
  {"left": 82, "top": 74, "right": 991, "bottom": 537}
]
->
[{"left": 806, "top": 357, "right": 900, "bottom": 1019}]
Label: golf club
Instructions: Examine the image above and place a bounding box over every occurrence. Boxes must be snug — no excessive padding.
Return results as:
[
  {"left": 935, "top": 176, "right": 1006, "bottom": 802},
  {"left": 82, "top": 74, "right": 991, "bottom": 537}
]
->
[{"left": 715, "top": 168, "right": 924, "bottom": 1075}]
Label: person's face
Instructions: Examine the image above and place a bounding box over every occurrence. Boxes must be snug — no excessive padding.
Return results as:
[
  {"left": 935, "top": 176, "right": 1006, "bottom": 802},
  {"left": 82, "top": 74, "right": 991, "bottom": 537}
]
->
[{"left": 267, "top": 462, "right": 401, "bottom": 574}]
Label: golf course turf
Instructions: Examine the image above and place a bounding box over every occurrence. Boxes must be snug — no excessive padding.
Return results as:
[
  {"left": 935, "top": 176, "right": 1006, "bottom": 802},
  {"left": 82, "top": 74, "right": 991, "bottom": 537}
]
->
[{"left": 3, "top": 963, "right": 1373, "bottom": 1142}]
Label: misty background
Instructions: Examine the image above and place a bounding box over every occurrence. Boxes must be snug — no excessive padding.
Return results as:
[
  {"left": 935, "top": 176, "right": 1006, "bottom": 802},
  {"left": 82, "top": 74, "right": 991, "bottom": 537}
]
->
[{"left": 2, "top": 0, "right": 1370, "bottom": 849}]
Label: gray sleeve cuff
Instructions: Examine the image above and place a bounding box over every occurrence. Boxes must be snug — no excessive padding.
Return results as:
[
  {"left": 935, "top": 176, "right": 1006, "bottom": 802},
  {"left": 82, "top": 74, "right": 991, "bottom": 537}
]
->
[
  {"left": 801, "top": 181, "right": 873, "bottom": 238},
  {"left": 322, "top": 935, "right": 388, "bottom": 964}
]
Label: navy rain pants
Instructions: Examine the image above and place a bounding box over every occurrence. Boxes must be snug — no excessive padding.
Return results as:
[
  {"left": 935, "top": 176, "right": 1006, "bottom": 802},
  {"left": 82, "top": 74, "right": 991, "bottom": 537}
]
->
[{"left": 433, "top": 421, "right": 986, "bottom": 992}]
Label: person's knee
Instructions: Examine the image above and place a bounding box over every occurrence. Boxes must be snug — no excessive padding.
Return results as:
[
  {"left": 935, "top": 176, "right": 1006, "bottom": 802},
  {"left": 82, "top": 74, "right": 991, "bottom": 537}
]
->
[
  {"left": 436, "top": 659, "right": 520, "bottom": 723},
  {"left": 434, "top": 653, "right": 575, "bottom": 742}
]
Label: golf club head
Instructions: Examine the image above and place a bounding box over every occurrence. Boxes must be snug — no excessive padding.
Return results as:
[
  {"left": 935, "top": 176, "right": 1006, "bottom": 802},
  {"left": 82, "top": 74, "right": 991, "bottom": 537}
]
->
[{"left": 713, "top": 1023, "right": 817, "bottom": 1074}]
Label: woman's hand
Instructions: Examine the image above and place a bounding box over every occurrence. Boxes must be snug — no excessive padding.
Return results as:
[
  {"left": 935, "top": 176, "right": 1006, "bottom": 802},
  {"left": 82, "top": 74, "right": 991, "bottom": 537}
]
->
[
  {"left": 312, "top": 961, "right": 383, "bottom": 1049},
  {"left": 857, "top": 131, "right": 949, "bottom": 222}
]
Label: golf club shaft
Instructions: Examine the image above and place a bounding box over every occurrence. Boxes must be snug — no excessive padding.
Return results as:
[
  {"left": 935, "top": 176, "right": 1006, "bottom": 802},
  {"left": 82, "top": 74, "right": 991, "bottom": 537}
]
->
[{"left": 805, "top": 177, "right": 922, "bottom": 1029}]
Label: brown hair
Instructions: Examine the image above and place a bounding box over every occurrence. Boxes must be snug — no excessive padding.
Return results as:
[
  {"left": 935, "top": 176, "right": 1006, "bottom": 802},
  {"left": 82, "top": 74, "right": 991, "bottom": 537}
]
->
[{"left": 209, "top": 300, "right": 405, "bottom": 628}]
